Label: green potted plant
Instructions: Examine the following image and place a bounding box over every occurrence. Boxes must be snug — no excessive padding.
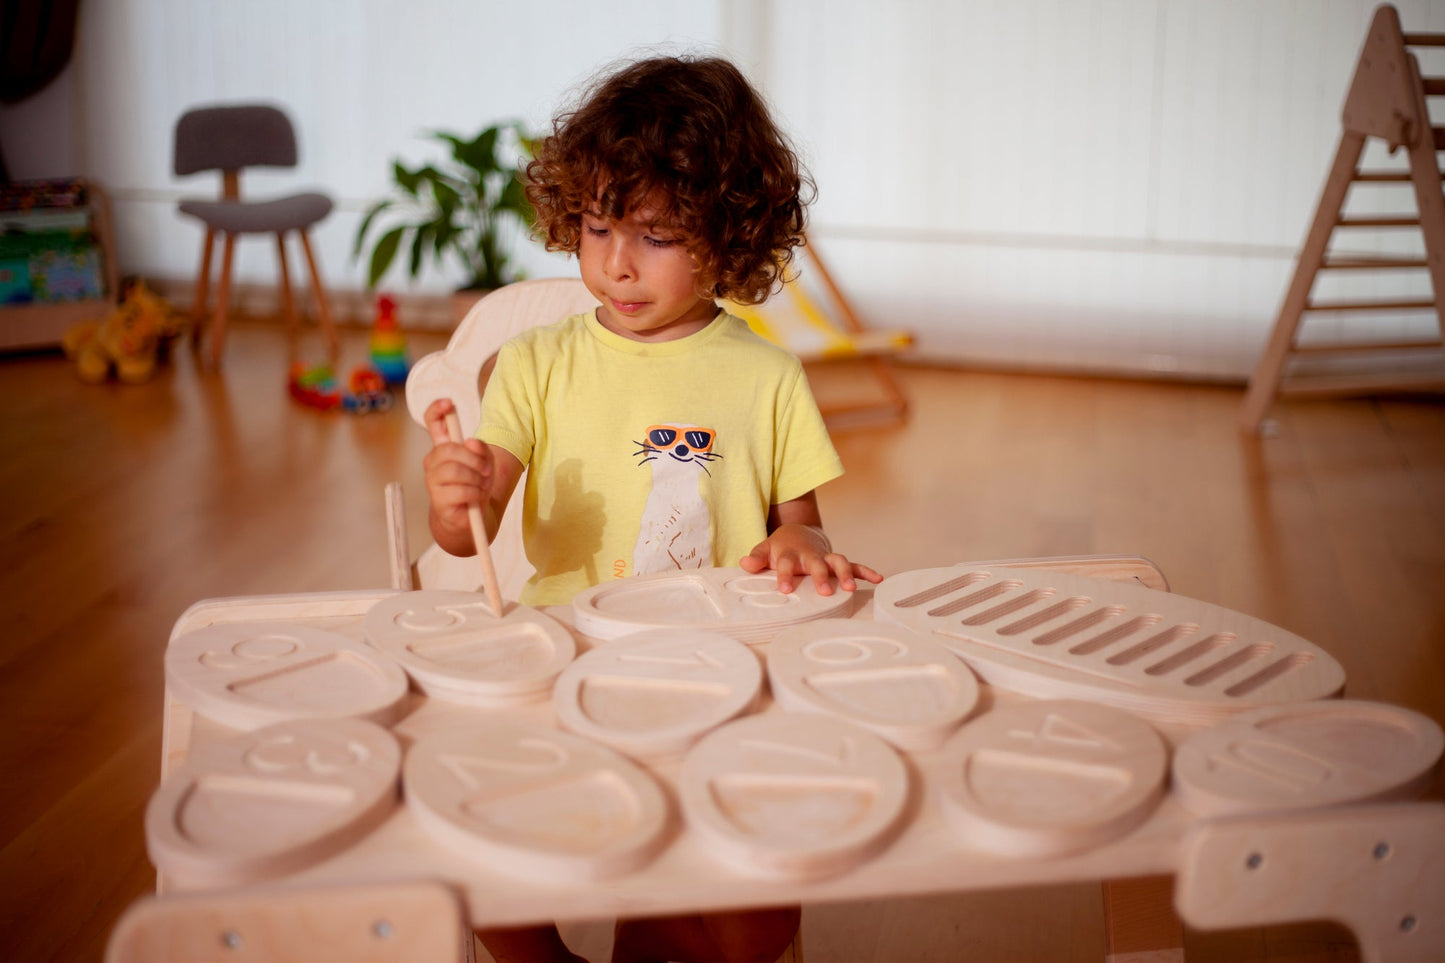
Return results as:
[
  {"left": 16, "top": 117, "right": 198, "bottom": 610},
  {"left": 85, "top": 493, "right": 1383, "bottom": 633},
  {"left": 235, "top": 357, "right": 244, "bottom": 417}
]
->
[{"left": 353, "top": 121, "right": 537, "bottom": 302}]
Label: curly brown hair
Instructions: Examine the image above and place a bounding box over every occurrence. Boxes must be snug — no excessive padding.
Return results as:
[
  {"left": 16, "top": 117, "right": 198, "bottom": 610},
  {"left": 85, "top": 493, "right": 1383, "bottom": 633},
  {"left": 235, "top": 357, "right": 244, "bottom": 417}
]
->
[{"left": 525, "top": 55, "right": 813, "bottom": 305}]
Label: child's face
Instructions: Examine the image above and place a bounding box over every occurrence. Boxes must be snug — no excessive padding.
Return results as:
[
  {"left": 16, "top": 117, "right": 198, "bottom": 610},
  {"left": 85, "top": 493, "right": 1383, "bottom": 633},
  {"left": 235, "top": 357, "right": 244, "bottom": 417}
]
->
[{"left": 578, "top": 203, "right": 718, "bottom": 342}]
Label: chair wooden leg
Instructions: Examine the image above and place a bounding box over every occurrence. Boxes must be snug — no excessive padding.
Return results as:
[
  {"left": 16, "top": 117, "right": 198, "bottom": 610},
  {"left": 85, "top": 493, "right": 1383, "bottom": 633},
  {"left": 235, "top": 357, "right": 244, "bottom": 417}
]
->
[
  {"left": 191, "top": 228, "right": 216, "bottom": 347},
  {"left": 275, "top": 231, "right": 299, "bottom": 359},
  {"left": 866, "top": 356, "right": 910, "bottom": 419},
  {"left": 298, "top": 230, "right": 339, "bottom": 364},
  {"left": 210, "top": 233, "right": 236, "bottom": 368}
]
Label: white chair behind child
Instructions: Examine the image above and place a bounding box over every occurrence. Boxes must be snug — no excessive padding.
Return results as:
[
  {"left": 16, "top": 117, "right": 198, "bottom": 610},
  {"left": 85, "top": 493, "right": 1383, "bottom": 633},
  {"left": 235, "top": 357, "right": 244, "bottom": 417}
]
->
[{"left": 389, "top": 278, "right": 600, "bottom": 598}]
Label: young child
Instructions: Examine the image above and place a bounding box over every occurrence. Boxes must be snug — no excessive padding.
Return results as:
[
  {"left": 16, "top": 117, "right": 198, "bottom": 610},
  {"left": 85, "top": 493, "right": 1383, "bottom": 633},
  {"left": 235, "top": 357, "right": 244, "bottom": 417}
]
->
[{"left": 422, "top": 53, "right": 883, "bottom": 963}]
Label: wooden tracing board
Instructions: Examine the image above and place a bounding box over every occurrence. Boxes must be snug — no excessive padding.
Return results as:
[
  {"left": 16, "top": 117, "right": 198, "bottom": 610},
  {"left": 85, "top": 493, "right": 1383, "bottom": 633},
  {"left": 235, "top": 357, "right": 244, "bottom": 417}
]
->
[
  {"left": 677, "top": 712, "right": 910, "bottom": 881},
  {"left": 766, "top": 619, "right": 981, "bottom": 751},
  {"left": 402, "top": 721, "right": 672, "bottom": 883},
  {"left": 552, "top": 628, "right": 763, "bottom": 759},
  {"left": 932, "top": 700, "right": 1168, "bottom": 858},
  {"left": 142, "top": 579, "right": 1445, "bottom": 960},
  {"left": 875, "top": 565, "right": 1347, "bottom": 724},
  {"left": 362, "top": 590, "right": 575, "bottom": 707},
  {"left": 1172, "top": 698, "right": 1444, "bottom": 816},
  {"left": 165, "top": 622, "right": 410, "bottom": 731},
  {"left": 145, "top": 717, "right": 402, "bottom": 887},
  {"left": 570, "top": 566, "right": 855, "bottom": 643}
]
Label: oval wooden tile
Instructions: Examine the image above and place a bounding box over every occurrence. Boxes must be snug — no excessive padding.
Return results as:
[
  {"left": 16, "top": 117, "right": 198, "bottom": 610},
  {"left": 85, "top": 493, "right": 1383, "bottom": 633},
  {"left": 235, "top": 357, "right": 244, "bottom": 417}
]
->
[
  {"left": 933, "top": 700, "right": 1167, "bottom": 858},
  {"left": 363, "top": 590, "right": 576, "bottom": 704},
  {"left": 570, "top": 567, "right": 854, "bottom": 643},
  {"left": 553, "top": 628, "right": 762, "bottom": 758},
  {"left": 767, "top": 620, "right": 981, "bottom": 751},
  {"left": 145, "top": 717, "right": 401, "bottom": 886},
  {"left": 1172, "top": 698, "right": 1445, "bottom": 817},
  {"left": 876, "top": 564, "right": 1346, "bottom": 724},
  {"left": 403, "top": 721, "right": 671, "bottom": 882},
  {"left": 166, "top": 622, "right": 409, "bottom": 730},
  {"left": 678, "top": 713, "right": 909, "bottom": 881}
]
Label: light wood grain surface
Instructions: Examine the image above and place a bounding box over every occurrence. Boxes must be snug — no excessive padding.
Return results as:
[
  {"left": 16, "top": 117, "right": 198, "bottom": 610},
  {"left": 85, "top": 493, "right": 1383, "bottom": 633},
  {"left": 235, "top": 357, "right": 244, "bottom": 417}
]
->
[{"left": 2, "top": 318, "right": 1442, "bottom": 962}]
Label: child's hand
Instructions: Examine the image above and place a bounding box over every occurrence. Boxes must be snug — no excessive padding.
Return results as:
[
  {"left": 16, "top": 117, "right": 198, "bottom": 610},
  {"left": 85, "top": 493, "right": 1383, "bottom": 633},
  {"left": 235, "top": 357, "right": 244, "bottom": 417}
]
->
[
  {"left": 422, "top": 398, "right": 493, "bottom": 556},
  {"left": 739, "top": 524, "right": 885, "bottom": 596}
]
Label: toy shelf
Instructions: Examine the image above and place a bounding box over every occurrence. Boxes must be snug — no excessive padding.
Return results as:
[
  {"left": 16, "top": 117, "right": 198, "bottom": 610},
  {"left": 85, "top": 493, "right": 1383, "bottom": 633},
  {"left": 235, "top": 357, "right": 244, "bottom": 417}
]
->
[{"left": 0, "top": 178, "right": 119, "bottom": 351}]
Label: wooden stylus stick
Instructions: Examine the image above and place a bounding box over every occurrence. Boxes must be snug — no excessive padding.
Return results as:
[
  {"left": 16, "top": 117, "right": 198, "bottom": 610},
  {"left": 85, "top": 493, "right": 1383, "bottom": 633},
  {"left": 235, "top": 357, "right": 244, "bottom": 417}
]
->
[{"left": 442, "top": 408, "right": 505, "bottom": 616}]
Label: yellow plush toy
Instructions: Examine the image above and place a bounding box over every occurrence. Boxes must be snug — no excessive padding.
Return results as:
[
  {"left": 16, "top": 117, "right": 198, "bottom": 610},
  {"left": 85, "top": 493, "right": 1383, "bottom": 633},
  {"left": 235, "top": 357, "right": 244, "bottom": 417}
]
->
[{"left": 63, "top": 281, "right": 185, "bottom": 384}]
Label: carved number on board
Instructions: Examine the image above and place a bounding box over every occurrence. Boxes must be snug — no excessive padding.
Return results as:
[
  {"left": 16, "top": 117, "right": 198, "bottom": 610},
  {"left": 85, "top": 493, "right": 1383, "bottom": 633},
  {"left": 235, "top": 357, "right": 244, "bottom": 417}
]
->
[
  {"left": 199, "top": 633, "right": 301, "bottom": 670},
  {"left": 1007, "top": 713, "right": 1124, "bottom": 754},
  {"left": 244, "top": 733, "right": 369, "bottom": 776},
  {"left": 730, "top": 578, "right": 796, "bottom": 609},
  {"left": 393, "top": 601, "right": 493, "bottom": 633},
  {"left": 1201, "top": 738, "right": 1337, "bottom": 790},
  {"left": 802, "top": 638, "right": 908, "bottom": 666},
  {"left": 438, "top": 740, "right": 570, "bottom": 789}
]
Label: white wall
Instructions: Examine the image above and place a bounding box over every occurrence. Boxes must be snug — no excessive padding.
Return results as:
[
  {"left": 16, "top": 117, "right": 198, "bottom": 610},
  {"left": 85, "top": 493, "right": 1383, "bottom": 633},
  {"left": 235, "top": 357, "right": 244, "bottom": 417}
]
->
[
  {"left": 775, "top": 0, "right": 1445, "bottom": 379},
  {"left": 3, "top": 0, "right": 1442, "bottom": 380}
]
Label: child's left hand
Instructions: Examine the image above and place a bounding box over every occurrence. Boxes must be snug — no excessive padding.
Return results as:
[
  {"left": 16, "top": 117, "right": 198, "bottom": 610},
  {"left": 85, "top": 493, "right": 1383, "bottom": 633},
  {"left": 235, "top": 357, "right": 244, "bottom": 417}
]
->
[{"left": 740, "top": 524, "right": 884, "bottom": 596}]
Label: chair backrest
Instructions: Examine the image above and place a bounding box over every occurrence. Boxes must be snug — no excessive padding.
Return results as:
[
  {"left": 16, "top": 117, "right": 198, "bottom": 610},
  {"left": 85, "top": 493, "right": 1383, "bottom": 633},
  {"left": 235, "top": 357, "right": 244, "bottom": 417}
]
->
[
  {"left": 175, "top": 104, "right": 299, "bottom": 176},
  {"left": 405, "top": 277, "right": 599, "bottom": 598}
]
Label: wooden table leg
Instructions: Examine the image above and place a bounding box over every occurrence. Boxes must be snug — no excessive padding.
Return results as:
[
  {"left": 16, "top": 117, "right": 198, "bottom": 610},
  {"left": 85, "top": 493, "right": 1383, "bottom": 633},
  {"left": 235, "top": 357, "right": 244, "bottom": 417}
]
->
[{"left": 1103, "top": 875, "right": 1185, "bottom": 962}]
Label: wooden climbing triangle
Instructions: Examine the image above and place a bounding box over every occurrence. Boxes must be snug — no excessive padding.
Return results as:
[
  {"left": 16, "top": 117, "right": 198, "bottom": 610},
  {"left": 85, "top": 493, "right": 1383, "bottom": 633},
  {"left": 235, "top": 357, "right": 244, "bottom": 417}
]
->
[{"left": 1240, "top": 3, "right": 1445, "bottom": 432}]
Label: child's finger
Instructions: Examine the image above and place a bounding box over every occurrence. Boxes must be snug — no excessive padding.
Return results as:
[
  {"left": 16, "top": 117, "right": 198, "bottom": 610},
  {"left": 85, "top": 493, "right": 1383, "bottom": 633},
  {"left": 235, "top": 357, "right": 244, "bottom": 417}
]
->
[
  {"left": 852, "top": 563, "right": 885, "bottom": 584},
  {"left": 774, "top": 554, "right": 799, "bottom": 594},
  {"left": 739, "top": 542, "right": 770, "bottom": 573},
  {"left": 423, "top": 398, "right": 457, "bottom": 446},
  {"left": 805, "top": 555, "right": 836, "bottom": 596},
  {"left": 825, "top": 555, "right": 857, "bottom": 593}
]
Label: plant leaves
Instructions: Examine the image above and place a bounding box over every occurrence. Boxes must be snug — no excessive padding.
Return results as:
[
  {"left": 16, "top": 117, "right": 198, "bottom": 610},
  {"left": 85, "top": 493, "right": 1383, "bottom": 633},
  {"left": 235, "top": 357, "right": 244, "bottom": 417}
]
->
[
  {"left": 453, "top": 126, "right": 501, "bottom": 175},
  {"left": 367, "top": 225, "right": 406, "bottom": 288},
  {"left": 360, "top": 120, "right": 539, "bottom": 290},
  {"left": 393, "top": 161, "right": 423, "bottom": 196},
  {"left": 496, "top": 176, "right": 534, "bottom": 225},
  {"left": 431, "top": 179, "right": 461, "bottom": 218},
  {"left": 408, "top": 223, "right": 433, "bottom": 278},
  {"left": 352, "top": 199, "right": 394, "bottom": 259}
]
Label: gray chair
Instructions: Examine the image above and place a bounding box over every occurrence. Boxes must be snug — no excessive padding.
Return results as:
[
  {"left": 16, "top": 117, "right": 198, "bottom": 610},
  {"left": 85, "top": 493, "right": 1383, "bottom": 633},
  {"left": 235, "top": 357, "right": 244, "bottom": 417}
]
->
[{"left": 174, "top": 103, "right": 338, "bottom": 366}]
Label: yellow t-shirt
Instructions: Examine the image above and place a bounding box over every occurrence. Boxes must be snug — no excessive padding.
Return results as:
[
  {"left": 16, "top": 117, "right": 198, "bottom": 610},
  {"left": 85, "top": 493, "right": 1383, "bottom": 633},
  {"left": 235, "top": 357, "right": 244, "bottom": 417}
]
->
[{"left": 479, "top": 308, "right": 844, "bottom": 606}]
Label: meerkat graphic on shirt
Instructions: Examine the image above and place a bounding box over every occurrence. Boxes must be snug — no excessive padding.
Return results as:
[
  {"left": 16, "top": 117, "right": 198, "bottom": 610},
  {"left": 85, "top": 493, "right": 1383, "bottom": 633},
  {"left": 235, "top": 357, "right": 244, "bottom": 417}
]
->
[{"left": 632, "top": 423, "right": 721, "bottom": 573}]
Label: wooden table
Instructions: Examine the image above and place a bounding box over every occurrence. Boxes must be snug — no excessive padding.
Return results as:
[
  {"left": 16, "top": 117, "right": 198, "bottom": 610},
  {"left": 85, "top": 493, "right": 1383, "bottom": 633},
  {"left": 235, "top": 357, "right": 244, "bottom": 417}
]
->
[{"left": 153, "top": 587, "right": 1445, "bottom": 963}]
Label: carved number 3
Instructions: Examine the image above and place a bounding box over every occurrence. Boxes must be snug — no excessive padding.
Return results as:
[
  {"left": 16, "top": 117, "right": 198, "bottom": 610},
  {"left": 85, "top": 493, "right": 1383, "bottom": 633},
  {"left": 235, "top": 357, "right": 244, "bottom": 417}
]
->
[
  {"left": 245, "top": 733, "right": 365, "bottom": 776},
  {"left": 394, "top": 602, "right": 493, "bottom": 632}
]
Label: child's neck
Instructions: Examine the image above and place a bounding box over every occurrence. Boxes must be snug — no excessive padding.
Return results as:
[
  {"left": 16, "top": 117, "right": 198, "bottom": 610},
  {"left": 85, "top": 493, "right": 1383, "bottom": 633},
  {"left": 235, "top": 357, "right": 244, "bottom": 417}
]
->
[{"left": 595, "top": 301, "right": 720, "bottom": 343}]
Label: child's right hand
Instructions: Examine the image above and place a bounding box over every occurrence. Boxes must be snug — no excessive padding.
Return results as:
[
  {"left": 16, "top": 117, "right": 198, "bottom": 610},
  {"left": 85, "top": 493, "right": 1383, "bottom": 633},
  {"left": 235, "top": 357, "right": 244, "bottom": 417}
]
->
[{"left": 422, "top": 398, "right": 493, "bottom": 556}]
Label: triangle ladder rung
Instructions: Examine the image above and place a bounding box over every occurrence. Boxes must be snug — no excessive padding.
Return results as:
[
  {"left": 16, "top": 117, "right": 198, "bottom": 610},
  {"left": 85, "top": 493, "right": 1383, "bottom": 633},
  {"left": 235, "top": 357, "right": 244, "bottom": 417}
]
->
[
  {"left": 1305, "top": 297, "right": 1437, "bottom": 312},
  {"left": 1291, "top": 338, "right": 1442, "bottom": 355},
  {"left": 1403, "top": 32, "right": 1445, "bottom": 47},
  {"left": 1319, "top": 255, "right": 1429, "bottom": 269},
  {"left": 1335, "top": 215, "right": 1422, "bottom": 227},
  {"left": 1353, "top": 170, "right": 1444, "bottom": 182}
]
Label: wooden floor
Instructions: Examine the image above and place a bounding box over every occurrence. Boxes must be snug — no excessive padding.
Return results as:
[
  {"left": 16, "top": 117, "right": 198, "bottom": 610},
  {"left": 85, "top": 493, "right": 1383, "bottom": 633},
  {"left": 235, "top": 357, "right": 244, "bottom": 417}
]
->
[{"left": 2, "top": 320, "right": 1442, "bottom": 963}]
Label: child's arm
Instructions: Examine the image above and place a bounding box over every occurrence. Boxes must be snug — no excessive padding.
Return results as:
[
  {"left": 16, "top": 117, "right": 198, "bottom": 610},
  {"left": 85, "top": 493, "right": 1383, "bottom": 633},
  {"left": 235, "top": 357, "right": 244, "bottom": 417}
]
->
[
  {"left": 739, "top": 490, "right": 884, "bottom": 596},
  {"left": 422, "top": 398, "right": 524, "bottom": 557}
]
